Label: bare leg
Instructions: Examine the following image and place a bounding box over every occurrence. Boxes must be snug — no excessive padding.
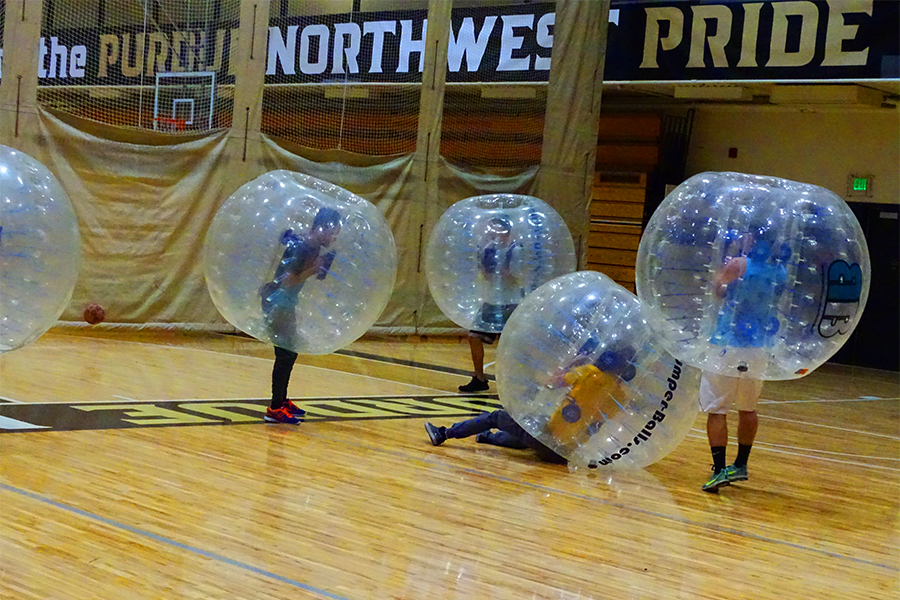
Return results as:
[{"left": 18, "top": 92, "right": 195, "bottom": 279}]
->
[
  {"left": 467, "top": 334, "right": 487, "bottom": 380},
  {"left": 706, "top": 413, "right": 728, "bottom": 447},
  {"left": 737, "top": 410, "right": 758, "bottom": 445},
  {"left": 733, "top": 410, "right": 758, "bottom": 469}
]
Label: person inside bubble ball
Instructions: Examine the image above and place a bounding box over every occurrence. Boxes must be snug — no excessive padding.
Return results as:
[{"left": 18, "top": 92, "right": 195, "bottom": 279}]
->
[
  {"left": 543, "top": 341, "right": 634, "bottom": 454},
  {"left": 701, "top": 226, "right": 786, "bottom": 492},
  {"left": 459, "top": 216, "right": 524, "bottom": 393},
  {"left": 710, "top": 226, "right": 789, "bottom": 350},
  {"left": 258, "top": 207, "right": 341, "bottom": 424}
]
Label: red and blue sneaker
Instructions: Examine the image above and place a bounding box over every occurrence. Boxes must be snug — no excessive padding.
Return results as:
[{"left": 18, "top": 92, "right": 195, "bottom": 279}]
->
[
  {"left": 283, "top": 400, "right": 306, "bottom": 418},
  {"left": 264, "top": 405, "right": 302, "bottom": 424}
]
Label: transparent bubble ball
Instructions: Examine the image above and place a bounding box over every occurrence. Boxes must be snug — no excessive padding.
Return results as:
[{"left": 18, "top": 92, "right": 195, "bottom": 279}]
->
[
  {"left": 497, "top": 271, "right": 700, "bottom": 470},
  {"left": 425, "top": 194, "right": 576, "bottom": 332},
  {"left": 636, "top": 172, "right": 870, "bottom": 380},
  {"left": 1, "top": 146, "right": 81, "bottom": 353},
  {"left": 203, "top": 170, "right": 397, "bottom": 355}
]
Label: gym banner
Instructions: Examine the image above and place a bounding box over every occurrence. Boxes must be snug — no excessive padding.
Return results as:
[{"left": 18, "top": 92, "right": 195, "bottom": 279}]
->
[
  {"left": 0, "top": 0, "right": 896, "bottom": 86},
  {"left": 606, "top": 0, "right": 899, "bottom": 81}
]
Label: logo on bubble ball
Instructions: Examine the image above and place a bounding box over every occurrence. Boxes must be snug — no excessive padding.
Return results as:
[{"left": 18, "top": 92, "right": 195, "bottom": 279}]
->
[{"left": 818, "top": 260, "right": 863, "bottom": 338}]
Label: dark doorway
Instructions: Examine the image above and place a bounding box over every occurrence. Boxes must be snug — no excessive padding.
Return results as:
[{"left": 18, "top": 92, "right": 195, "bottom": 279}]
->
[{"left": 830, "top": 203, "right": 899, "bottom": 372}]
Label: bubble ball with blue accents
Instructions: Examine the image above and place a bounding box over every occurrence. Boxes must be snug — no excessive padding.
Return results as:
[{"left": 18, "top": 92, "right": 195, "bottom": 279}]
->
[
  {"left": 203, "top": 170, "right": 397, "bottom": 355},
  {"left": 425, "top": 194, "right": 576, "bottom": 332},
  {"left": 636, "top": 172, "right": 870, "bottom": 380},
  {"left": 496, "top": 271, "right": 701, "bottom": 470},
  {"left": 1, "top": 145, "right": 81, "bottom": 353}
]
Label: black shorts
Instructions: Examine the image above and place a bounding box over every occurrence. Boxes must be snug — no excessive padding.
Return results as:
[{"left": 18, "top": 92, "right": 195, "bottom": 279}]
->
[
  {"left": 469, "top": 330, "right": 500, "bottom": 344},
  {"left": 474, "top": 302, "right": 517, "bottom": 331}
]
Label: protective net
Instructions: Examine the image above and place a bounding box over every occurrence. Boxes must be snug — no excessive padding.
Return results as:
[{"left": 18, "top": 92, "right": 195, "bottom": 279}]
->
[
  {"left": 261, "top": 0, "right": 423, "bottom": 155},
  {"left": 36, "top": 0, "right": 240, "bottom": 133},
  {"left": 441, "top": 1, "right": 552, "bottom": 171}
]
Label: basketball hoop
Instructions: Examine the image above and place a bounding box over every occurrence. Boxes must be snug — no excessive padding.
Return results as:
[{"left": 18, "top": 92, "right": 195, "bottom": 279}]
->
[{"left": 153, "top": 117, "right": 188, "bottom": 132}]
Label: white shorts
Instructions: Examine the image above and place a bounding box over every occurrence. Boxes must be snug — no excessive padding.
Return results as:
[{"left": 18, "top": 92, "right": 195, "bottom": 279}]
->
[{"left": 699, "top": 373, "right": 763, "bottom": 414}]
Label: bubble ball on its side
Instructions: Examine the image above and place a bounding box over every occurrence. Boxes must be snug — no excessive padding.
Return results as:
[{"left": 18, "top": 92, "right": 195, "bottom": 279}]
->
[
  {"left": 496, "top": 271, "right": 700, "bottom": 470},
  {"left": 425, "top": 194, "right": 576, "bottom": 332},
  {"left": 0, "top": 145, "right": 81, "bottom": 354},
  {"left": 636, "top": 172, "right": 870, "bottom": 380},
  {"left": 203, "top": 170, "right": 397, "bottom": 355}
]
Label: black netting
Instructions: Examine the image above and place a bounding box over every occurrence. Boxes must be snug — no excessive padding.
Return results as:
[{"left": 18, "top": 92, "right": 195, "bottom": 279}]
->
[
  {"left": 441, "top": 0, "right": 553, "bottom": 171},
  {"left": 37, "top": 0, "right": 240, "bottom": 133},
  {"left": 262, "top": 0, "right": 423, "bottom": 155}
]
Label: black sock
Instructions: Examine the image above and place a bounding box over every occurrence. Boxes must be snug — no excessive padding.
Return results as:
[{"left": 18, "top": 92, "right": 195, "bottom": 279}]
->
[
  {"left": 734, "top": 444, "right": 752, "bottom": 468},
  {"left": 711, "top": 446, "right": 727, "bottom": 473},
  {"left": 270, "top": 398, "right": 285, "bottom": 410}
]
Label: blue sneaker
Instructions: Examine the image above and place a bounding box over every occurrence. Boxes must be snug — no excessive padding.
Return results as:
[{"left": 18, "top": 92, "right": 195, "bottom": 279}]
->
[
  {"left": 264, "top": 406, "right": 302, "bottom": 424},
  {"left": 725, "top": 464, "right": 748, "bottom": 483},
  {"left": 702, "top": 468, "right": 731, "bottom": 493}
]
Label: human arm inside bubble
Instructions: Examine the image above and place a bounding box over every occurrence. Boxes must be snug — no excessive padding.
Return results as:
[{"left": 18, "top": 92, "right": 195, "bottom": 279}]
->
[{"left": 712, "top": 256, "right": 747, "bottom": 298}]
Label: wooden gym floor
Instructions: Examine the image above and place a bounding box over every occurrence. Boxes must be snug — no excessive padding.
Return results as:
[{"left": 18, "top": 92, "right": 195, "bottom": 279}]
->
[{"left": 0, "top": 328, "right": 897, "bottom": 599}]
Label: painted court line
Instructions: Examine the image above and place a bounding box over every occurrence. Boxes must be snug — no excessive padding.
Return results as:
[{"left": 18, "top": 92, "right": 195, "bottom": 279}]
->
[
  {"left": 0, "top": 395, "right": 23, "bottom": 403},
  {"left": 0, "top": 482, "right": 352, "bottom": 600},
  {"left": 335, "top": 348, "right": 494, "bottom": 381},
  {"left": 9, "top": 393, "right": 499, "bottom": 406},
  {"left": 758, "top": 413, "right": 900, "bottom": 441},
  {"left": 759, "top": 397, "right": 899, "bottom": 405},
  {"left": 684, "top": 433, "right": 900, "bottom": 472},
  {"left": 0, "top": 415, "right": 48, "bottom": 430},
  {"left": 686, "top": 429, "right": 899, "bottom": 461},
  {"left": 58, "top": 333, "right": 450, "bottom": 396},
  {"left": 311, "top": 432, "right": 899, "bottom": 573}
]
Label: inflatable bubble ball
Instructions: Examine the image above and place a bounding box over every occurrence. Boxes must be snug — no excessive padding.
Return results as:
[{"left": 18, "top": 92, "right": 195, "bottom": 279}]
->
[
  {"left": 425, "top": 194, "right": 576, "bottom": 332},
  {"left": 636, "top": 172, "right": 870, "bottom": 380},
  {"left": 496, "top": 271, "right": 701, "bottom": 470},
  {"left": 1, "top": 146, "right": 81, "bottom": 353},
  {"left": 203, "top": 170, "right": 397, "bottom": 355}
]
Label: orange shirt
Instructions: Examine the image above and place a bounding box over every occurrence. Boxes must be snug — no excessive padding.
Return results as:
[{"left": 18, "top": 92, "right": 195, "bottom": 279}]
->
[{"left": 547, "top": 365, "right": 625, "bottom": 447}]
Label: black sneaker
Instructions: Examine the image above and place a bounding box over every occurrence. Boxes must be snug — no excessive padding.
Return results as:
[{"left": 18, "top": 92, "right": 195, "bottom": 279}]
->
[
  {"left": 424, "top": 422, "right": 447, "bottom": 446},
  {"left": 459, "top": 376, "right": 490, "bottom": 393}
]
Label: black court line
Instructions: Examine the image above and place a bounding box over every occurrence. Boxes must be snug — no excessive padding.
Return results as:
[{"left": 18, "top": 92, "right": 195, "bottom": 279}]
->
[
  {"left": 219, "top": 330, "right": 491, "bottom": 380},
  {"left": 334, "top": 348, "right": 496, "bottom": 381}
]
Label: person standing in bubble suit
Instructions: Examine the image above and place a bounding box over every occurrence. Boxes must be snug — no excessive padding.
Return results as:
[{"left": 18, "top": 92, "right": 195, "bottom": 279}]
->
[
  {"left": 459, "top": 216, "right": 525, "bottom": 393},
  {"left": 258, "top": 207, "right": 341, "bottom": 424},
  {"left": 701, "top": 227, "right": 786, "bottom": 492}
]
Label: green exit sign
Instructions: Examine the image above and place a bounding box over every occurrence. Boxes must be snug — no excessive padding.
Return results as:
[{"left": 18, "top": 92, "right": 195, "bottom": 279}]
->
[{"left": 848, "top": 174, "right": 874, "bottom": 197}]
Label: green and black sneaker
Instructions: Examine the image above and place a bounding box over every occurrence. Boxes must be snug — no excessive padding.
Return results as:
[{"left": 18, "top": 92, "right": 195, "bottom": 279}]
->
[
  {"left": 724, "top": 464, "right": 749, "bottom": 483},
  {"left": 702, "top": 467, "right": 731, "bottom": 493}
]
